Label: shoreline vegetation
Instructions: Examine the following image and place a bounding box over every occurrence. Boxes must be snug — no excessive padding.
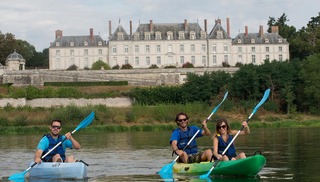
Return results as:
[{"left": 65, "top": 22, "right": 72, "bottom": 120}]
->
[{"left": 0, "top": 103, "right": 319, "bottom": 135}]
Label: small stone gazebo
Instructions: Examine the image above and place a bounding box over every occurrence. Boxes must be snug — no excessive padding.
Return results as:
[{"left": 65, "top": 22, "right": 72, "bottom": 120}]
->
[{"left": 5, "top": 50, "right": 25, "bottom": 70}]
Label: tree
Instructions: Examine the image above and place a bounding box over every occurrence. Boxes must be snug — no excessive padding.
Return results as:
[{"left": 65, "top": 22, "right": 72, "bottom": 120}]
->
[
  {"left": 91, "top": 60, "right": 110, "bottom": 70},
  {"left": 0, "top": 32, "right": 16, "bottom": 65}
]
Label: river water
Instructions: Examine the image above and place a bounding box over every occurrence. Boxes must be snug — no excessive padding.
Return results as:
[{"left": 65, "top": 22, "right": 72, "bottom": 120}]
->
[{"left": 0, "top": 127, "right": 320, "bottom": 181}]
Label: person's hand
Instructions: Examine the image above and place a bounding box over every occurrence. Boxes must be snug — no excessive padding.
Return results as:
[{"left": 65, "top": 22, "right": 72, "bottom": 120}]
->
[
  {"left": 216, "top": 154, "right": 223, "bottom": 160},
  {"left": 202, "top": 119, "right": 208, "bottom": 128},
  {"left": 242, "top": 121, "right": 248, "bottom": 128},
  {"left": 65, "top": 132, "right": 72, "bottom": 139},
  {"left": 35, "top": 157, "right": 42, "bottom": 164},
  {"left": 175, "top": 150, "right": 184, "bottom": 156}
]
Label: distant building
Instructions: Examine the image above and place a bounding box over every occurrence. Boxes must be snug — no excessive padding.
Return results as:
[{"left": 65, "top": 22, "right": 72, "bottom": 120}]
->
[
  {"left": 48, "top": 18, "right": 289, "bottom": 70},
  {"left": 5, "top": 50, "right": 26, "bottom": 70}
]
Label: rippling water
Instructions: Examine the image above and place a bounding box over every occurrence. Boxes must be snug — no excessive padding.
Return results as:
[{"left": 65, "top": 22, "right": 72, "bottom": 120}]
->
[{"left": 1, "top": 128, "right": 320, "bottom": 181}]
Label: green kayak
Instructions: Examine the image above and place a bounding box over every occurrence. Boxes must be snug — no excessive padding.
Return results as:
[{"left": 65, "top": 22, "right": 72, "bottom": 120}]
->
[{"left": 172, "top": 155, "right": 266, "bottom": 177}]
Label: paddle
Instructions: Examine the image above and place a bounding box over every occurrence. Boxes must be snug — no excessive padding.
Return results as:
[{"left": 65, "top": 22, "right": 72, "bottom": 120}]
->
[
  {"left": 199, "top": 88, "right": 270, "bottom": 179},
  {"left": 158, "top": 91, "right": 229, "bottom": 178},
  {"left": 8, "top": 111, "right": 95, "bottom": 181}
]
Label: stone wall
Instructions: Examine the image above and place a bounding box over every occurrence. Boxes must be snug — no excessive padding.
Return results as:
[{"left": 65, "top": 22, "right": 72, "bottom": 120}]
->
[{"left": 0, "top": 67, "right": 238, "bottom": 86}]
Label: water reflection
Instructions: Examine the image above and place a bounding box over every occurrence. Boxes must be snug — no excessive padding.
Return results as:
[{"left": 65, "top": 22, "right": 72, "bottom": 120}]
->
[{"left": 1, "top": 128, "right": 320, "bottom": 181}]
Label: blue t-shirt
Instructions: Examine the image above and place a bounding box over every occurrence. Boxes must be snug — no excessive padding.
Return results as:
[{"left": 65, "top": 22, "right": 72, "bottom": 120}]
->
[
  {"left": 170, "top": 126, "right": 203, "bottom": 154},
  {"left": 37, "top": 135, "right": 73, "bottom": 151}
]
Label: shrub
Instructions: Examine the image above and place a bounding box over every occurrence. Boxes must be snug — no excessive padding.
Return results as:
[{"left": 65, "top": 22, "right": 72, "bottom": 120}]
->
[
  {"left": 182, "top": 62, "right": 194, "bottom": 68},
  {"left": 222, "top": 62, "right": 230, "bottom": 67},
  {"left": 67, "top": 64, "right": 78, "bottom": 70},
  {"left": 164, "top": 65, "right": 176, "bottom": 69},
  {"left": 112, "top": 65, "right": 120, "bottom": 69},
  {"left": 91, "top": 60, "right": 110, "bottom": 70},
  {"left": 235, "top": 62, "right": 243, "bottom": 67},
  {"left": 121, "top": 64, "right": 133, "bottom": 69},
  {"left": 149, "top": 64, "right": 158, "bottom": 69}
]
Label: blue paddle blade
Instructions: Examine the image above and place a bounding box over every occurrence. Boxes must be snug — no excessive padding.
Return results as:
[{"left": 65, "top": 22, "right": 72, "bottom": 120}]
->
[
  {"left": 8, "top": 170, "right": 27, "bottom": 180},
  {"left": 74, "top": 111, "right": 95, "bottom": 132},
  {"left": 158, "top": 161, "right": 174, "bottom": 177},
  {"left": 211, "top": 91, "right": 228, "bottom": 114},
  {"left": 252, "top": 88, "right": 270, "bottom": 115}
]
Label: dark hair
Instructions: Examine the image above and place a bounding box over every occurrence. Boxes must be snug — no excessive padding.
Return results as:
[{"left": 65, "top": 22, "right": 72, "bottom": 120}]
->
[
  {"left": 51, "top": 119, "right": 62, "bottom": 127},
  {"left": 215, "top": 118, "right": 231, "bottom": 134},
  {"left": 175, "top": 112, "right": 189, "bottom": 122}
]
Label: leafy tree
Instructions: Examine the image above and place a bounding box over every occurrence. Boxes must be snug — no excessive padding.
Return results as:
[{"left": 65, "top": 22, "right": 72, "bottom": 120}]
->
[
  {"left": 91, "top": 60, "right": 110, "bottom": 70},
  {"left": 0, "top": 32, "right": 16, "bottom": 65}
]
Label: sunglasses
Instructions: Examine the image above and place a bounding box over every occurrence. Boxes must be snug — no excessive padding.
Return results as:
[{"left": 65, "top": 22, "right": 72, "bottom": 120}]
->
[
  {"left": 177, "top": 118, "right": 188, "bottom": 122},
  {"left": 51, "top": 125, "right": 61, "bottom": 129},
  {"left": 217, "top": 125, "right": 227, "bottom": 129}
]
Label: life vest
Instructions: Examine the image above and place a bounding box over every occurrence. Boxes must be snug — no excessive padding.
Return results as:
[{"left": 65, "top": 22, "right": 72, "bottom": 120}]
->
[
  {"left": 217, "top": 134, "right": 236, "bottom": 159},
  {"left": 42, "top": 134, "right": 66, "bottom": 161},
  {"left": 174, "top": 127, "right": 198, "bottom": 154}
]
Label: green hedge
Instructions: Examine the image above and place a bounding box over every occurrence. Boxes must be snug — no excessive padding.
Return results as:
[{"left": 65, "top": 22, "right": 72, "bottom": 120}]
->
[{"left": 44, "top": 81, "right": 128, "bottom": 86}]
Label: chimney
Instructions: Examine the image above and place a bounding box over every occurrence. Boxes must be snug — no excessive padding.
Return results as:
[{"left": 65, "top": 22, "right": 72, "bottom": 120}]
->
[
  {"left": 90, "top": 28, "right": 93, "bottom": 41},
  {"left": 184, "top": 19, "right": 188, "bottom": 31},
  {"left": 150, "top": 20, "right": 153, "bottom": 32},
  {"left": 55, "top": 30, "right": 63, "bottom": 39},
  {"left": 130, "top": 20, "right": 132, "bottom": 36},
  {"left": 245, "top": 26, "right": 248, "bottom": 37},
  {"left": 271, "top": 26, "right": 279, "bottom": 35},
  {"left": 204, "top": 19, "right": 207, "bottom": 32},
  {"left": 227, "top": 18, "right": 230, "bottom": 37},
  {"left": 109, "top": 20, "right": 112, "bottom": 36},
  {"left": 215, "top": 19, "right": 221, "bottom": 25},
  {"left": 259, "top": 25, "right": 264, "bottom": 37}
]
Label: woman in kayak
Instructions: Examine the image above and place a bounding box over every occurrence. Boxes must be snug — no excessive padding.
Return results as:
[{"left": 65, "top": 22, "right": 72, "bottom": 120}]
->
[
  {"left": 170, "top": 112, "right": 212, "bottom": 163},
  {"left": 212, "top": 118, "right": 250, "bottom": 161}
]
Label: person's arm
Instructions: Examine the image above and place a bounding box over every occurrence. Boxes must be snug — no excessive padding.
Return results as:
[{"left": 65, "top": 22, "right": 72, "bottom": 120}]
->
[
  {"left": 34, "top": 149, "right": 43, "bottom": 163},
  {"left": 201, "top": 120, "right": 211, "bottom": 136},
  {"left": 65, "top": 132, "right": 81, "bottom": 149},
  {"left": 34, "top": 137, "right": 47, "bottom": 163},
  {"left": 171, "top": 140, "right": 184, "bottom": 156},
  {"left": 240, "top": 121, "right": 250, "bottom": 135},
  {"left": 213, "top": 137, "right": 222, "bottom": 159}
]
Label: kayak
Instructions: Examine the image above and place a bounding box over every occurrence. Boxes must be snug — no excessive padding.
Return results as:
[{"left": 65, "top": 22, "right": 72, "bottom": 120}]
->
[
  {"left": 28, "top": 161, "right": 88, "bottom": 179},
  {"left": 172, "top": 155, "right": 266, "bottom": 177}
]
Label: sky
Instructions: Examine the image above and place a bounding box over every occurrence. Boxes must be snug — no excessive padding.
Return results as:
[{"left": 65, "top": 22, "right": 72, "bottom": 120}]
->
[{"left": 0, "top": 0, "right": 319, "bottom": 52}]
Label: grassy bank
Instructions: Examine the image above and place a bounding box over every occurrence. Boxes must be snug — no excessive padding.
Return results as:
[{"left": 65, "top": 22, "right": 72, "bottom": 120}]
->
[{"left": 0, "top": 103, "right": 319, "bottom": 135}]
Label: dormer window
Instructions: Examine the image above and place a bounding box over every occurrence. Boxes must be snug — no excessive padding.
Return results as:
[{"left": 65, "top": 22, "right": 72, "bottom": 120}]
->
[
  {"left": 217, "top": 31, "right": 223, "bottom": 39},
  {"left": 167, "top": 32, "right": 173, "bottom": 40},
  {"left": 56, "top": 42, "right": 60, "bottom": 47},
  {"left": 179, "top": 31, "right": 185, "bottom": 40},
  {"left": 237, "top": 39, "right": 241, "bottom": 43},
  {"left": 200, "top": 31, "right": 206, "bottom": 39},
  {"left": 190, "top": 31, "right": 196, "bottom": 40},
  {"left": 117, "top": 33, "right": 124, "bottom": 41},
  {"left": 70, "top": 42, "right": 74, "bottom": 46},
  {"left": 144, "top": 32, "right": 151, "bottom": 40},
  {"left": 278, "top": 38, "right": 282, "bottom": 43},
  {"left": 133, "top": 33, "right": 140, "bottom": 40},
  {"left": 155, "top": 32, "right": 161, "bottom": 40},
  {"left": 251, "top": 39, "right": 255, "bottom": 43},
  {"left": 265, "top": 39, "right": 269, "bottom": 43},
  {"left": 84, "top": 41, "right": 88, "bottom": 46},
  {"left": 98, "top": 41, "right": 102, "bottom": 46}
]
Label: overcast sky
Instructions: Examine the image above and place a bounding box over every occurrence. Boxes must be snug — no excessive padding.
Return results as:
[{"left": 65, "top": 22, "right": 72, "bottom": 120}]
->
[{"left": 1, "top": 0, "right": 319, "bottom": 52}]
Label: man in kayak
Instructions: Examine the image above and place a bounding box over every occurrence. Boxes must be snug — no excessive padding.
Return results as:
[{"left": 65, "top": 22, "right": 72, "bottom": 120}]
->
[
  {"left": 212, "top": 118, "right": 250, "bottom": 161},
  {"left": 34, "top": 119, "right": 81, "bottom": 163},
  {"left": 170, "top": 112, "right": 212, "bottom": 163}
]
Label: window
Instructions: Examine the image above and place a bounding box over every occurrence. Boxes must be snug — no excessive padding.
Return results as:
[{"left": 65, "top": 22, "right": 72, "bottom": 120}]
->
[
  {"left": 212, "top": 45, "right": 216, "bottom": 52},
  {"left": 155, "top": 32, "right": 161, "bottom": 40},
  {"left": 266, "top": 55, "right": 270, "bottom": 60},
  {"left": 98, "top": 41, "right": 102, "bottom": 46},
  {"left": 99, "top": 49, "right": 102, "bottom": 55},
  {"left": 168, "top": 45, "right": 172, "bottom": 52},
  {"left": 118, "top": 34, "right": 123, "bottom": 41},
  {"left": 201, "top": 32, "right": 206, "bottom": 39},
  {"left": 180, "top": 45, "right": 184, "bottom": 52},
  {"left": 70, "top": 50, "right": 74, "bottom": 56},
  {"left": 217, "top": 31, "right": 223, "bottom": 39},
  {"left": 146, "top": 45, "right": 150, "bottom": 53},
  {"left": 125, "top": 57, "right": 129, "bottom": 64},
  {"left": 266, "top": 47, "right": 270, "bottom": 52},
  {"left": 70, "top": 42, "right": 74, "bottom": 46},
  {"left": 84, "top": 41, "right": 88, "bottom": 46},
  {"left": 56, "top": 50, "right": 60, "bottom": 56},
  {"left": 135, "top": 57, "right": 139, "bottom": 66},
  {"left": 146, "top": 56, "right": 150, "bottom": 65},
  {"left": 251, "top": 47, "right": 255, "bottom": 53},
  {"left": 237, "top": 39, "right": 241, "bottom": 43},
  {"left": 134, "top": 34, "right": 139, "bottom": 40},
  {"left": 238, "top": 55, "right": 242, "bottom": 63},
  {"left": 84, "top": 49, "right": 88, "bottom": 56},
  {"left": 252, "top": 55, "right": 256, "bottom": 63},
  {"left": 279, "top": 54, "right": 283, "bottom": 61},
  {"left": 135, "top": 45, "right": 139, "bottom": 53},
  {"left": 238, "top": 47, "right": 242, "bottom": 53},
  {"left": 167, "top": 32, "right": 173, "bottom": 40},
  {"left": 113, "top": 57, "right": 117, "bottom": 65},
  {"left": 70, "top": 58, "right": 75, "bottom": 66},
  {"left": 279, "top": 46, "right": 283, "bottom": 52},
  {"left": 157, "top": 45, "right": 161, "bottom": 52},
  {"left": 191, "top": 44, "right": 195, "bottom": 52},
  {"left": 202, "top": 56, "right": 206, "bottom": 64},
  {"left": 84, "top": 57, "right": 88, "bottom": 68},
  {"left": 157, "top": 56, "right": 161, "bottom": 65},
  {"left": 202, "top": 44, "right": 206, "bottom": 51},
  {"left": 212, "top": 55, "right": 217, "bottom": 64},
  {"left": 168, "top": 56, "right": 173, "bottom": 64},
  {"left": 224, "top": 55, "right": 228, "bottom": 62},
  {"left": 190, "top": 32, "right": 196, "bottom": 40},
  {"left": 124, "top": 46, "right": 128, "bottom": 54},
  {"left": 56, "top": 42, "right": 60, "bottom": 47},
  {"left": 224, "top": 45, "right": 228, "bottom": 52},
  {"left": 278, "top": 38, "right": 282, "bottom": 43},
  {"left": 179, "top": 32, "right": 185, "bottom": 40},
  {"left": 265, "top": 39, "right": 269, "bottom": 43},
  {"left": 191, "top": 56, "right": 195, "bottom": 64},
  {"left": 145, "top": 33, "right": 150, "bottom": 40},
  {"left": 251, "top": 39, "right": 255, "bottom": 43},
  {"left": 56, "top": 58, "right": 60, "bottom": 69},
  {"left": 180, "top": 56, "right": 184, "bottom": 64},
  {"left": 112, "top": 46, "right": 117, "bottom": 54}
]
